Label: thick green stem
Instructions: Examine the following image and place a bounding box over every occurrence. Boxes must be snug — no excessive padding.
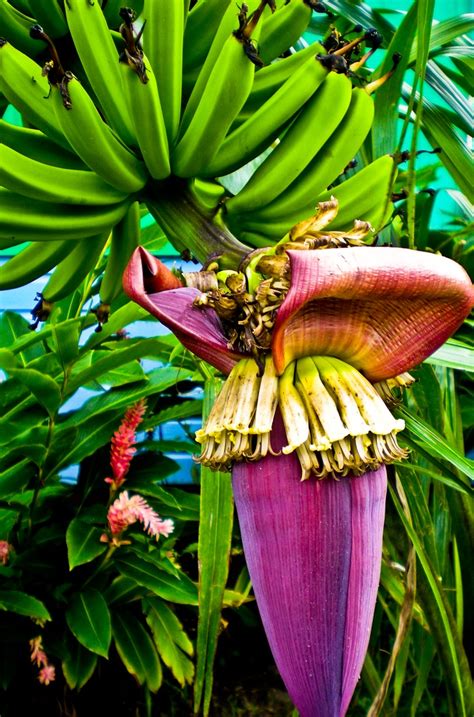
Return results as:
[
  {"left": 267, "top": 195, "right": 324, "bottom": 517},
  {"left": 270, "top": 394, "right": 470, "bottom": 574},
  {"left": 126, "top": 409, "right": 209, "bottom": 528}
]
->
[{"left": 145, "top": 179, "right": 250, "bottom": 268}]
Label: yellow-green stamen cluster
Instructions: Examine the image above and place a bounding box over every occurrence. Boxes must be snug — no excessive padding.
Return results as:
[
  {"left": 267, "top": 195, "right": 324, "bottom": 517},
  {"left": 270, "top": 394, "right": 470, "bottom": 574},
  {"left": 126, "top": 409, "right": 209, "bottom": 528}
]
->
[{"left": 196, "top": 354, "right": 408, "bottom": 479}]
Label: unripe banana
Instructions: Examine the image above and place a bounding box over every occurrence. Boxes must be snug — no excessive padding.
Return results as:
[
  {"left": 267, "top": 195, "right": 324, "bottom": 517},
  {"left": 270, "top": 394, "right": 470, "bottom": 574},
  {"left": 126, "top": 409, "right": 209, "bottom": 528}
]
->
[
  {"left": 119, "top": 51, "right": 170, "bottom": 180},
  {"left": 182, "top": 0, "right": 233, "bottom": 79},
  {"left": 202, "top": 52, "right": 329, "bottom": 178},
  {"left": 0, "top": 0, "right": 38, "bottom": 57},
  {"left": 233, "top": 41, "right": 324, "bottom": 127},
  {"left": 0, "top": 40, "right": 70, "bottom": 149},
  {"left": 0, "top": 119, "right": 84, "bottom": 169},
  {"left": 99, "top": 201, "right": 141, "bottom": 305},
  {"left": 0, "top": 188, "right": 130, "bottom": 242},
  {"left": 172, "top": 14, "right": 264, "bottom": 177},
  {"left": 0, "top": 143, "right": 129, "bottom": 205},
  {"left": 225, "top": 71, "right": 353, "bottom": 215},
  {"left": 49, "top": 77, "right": 148, "bottom": 193},
  {"left": 27, "top": 0, "right": 68, "bottom": 39},
  {"left": 142, "top": 0, "right": 184, "bottom": 144},
  {"left": 64, "top": 0, "right": 136, "bottom": 147},
  {"left": 0, "top": 238, "right": 72, "bottom": 289},
  {"left": 42, "top": 232, "right": 109, "bottom": 303},
  {"left": 236, "top": 86, "right": 375, "bottom": 223},
  {"left": 258, "top": 0, "right": 313, "bottom": 64}
]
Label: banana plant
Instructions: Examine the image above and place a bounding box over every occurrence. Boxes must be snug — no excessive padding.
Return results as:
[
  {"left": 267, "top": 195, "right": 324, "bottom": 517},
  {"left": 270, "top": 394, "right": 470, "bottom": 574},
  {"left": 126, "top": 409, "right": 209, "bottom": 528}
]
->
[{"left": 0, "top": 0, "right": 473, "bottom": 714}]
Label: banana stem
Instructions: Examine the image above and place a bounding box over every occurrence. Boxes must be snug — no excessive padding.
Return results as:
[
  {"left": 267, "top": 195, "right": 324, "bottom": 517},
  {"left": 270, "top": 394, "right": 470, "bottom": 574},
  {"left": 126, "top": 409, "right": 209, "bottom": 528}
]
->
[{"left": 145, "top": 183, "right": 251, "bottom": 269}]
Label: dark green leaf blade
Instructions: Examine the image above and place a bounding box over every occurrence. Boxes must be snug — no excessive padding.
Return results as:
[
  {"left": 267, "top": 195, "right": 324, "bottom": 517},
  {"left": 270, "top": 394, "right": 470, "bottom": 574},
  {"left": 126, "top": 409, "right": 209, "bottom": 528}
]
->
[
  {"left": 66, "top": 518, "right": 107, "bottom": 570},
  {"left": 66, "top": 589, "right": 111, "bottom": 658}
]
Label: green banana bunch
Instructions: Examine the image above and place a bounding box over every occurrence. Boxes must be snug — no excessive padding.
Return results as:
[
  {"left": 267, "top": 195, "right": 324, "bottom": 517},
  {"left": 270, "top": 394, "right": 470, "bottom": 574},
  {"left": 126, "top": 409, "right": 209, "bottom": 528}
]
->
[
  {"left": 227, "top": 85, "right": 376, "bottom": 226},
  {"left": 225, "top": 70, "right": 353, "bottom": 215},
  {"left": 202, "top": 50, "right": 330, "bottom": 178},
  {"left": 0, "top": 0, "right": 396, "bottom": 311}
]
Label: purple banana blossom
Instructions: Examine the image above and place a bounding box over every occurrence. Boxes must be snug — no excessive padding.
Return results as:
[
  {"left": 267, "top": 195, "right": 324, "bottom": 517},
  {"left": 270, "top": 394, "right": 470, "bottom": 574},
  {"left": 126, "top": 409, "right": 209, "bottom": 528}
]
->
[{"left": 123, "top": 245, "right": 473, "bottom": 716}]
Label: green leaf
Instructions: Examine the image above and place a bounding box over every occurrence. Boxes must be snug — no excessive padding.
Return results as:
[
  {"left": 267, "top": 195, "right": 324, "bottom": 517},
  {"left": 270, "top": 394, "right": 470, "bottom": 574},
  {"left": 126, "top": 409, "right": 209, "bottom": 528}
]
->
[
  {"left": 408, "top": 14, "right": 474, "bottom": 65},
  {"left": 83, "top": 302, "right": 149, "bottom": 350},
  {"left": 0, "top": 590, "right": 51, "bottom": 621},
  {"left": 51, "top": 321, "right": 81, "bottom": 367},
  {"left": 61, "top": 367, "right": 190, "bottom": 425},
  {"left": 372, "top": 2, "right": 418, "bottom": 157},
  {"left": 116, "top": 554, "right": 198, "bottom": 605},
  {"left": 112, "top": 610, "right": 162, "bottom": 692},
  {"left": 396, "top": 407, "right": 474, "bottom": 482},
  {"left": 144, "top": 597, "right": 194, "bottom": 687},
  {"left": 195, "top": 376, "right": 234, "bottom": 715},
  {"left": 62, "top": 638, "right": 98, "bottom": 690},
  {"left": 66, "top": 518, "right": 107, "bottom": 570},
  {"left": 0, "top": 311, "right": 42, "bottom": 365},
  {"left": 425, "top": 339, "right": 474, "bottom": 372},
  {"left": 66, "top": 589, "right": 111, "bottom": 658},
  {"left": 5, "top": 368, "right": 61, "bottom": 417},
  {"left": 0, "top": 459, "right": 36, "bottom": 499},
  {"left": 389, "top": 480, "right": 471, "bottom": 716},
  {"left": 46, "top": 411, "right": 121, "bottom": 477}
]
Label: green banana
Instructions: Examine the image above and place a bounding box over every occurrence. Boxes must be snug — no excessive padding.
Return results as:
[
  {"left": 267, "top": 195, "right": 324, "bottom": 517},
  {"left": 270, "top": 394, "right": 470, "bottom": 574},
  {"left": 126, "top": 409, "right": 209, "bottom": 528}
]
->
[
  {"left": 26, "top": 0, "right": 68, "bottom": 38},
  {"left": 0, "top": 119, "right": 84, "bottom": 169},
  {"left": 178, "top": 0, "right": 260, "bottom": 140},
  {"left": 234, "top": 41, "right": 324, "bottom": 126},
  {"left": 202, "top": 52, "right": 329, "bottom": 178},
  {"left": 316, "top": 154, "right": 396, "bottom": 230},
  {"left": 42, "top": 231, "right": 109, "bottom": 302},
  {"left": 181, "top": 0, "right": 234, "bottom": 98},
  {"left": 100, "top": 0, "right": 124, "bottom": 29},
  {"left": 0, "top": 143, "right": 129, "bottom": 205},
  {"left": 0, "top": 0, "right": 39, "bottom": 57},
  {"left": 49, "top": 77, "right": 148, "bottom": 193},
  {"left": 258, "top": 0, "right": 314, "bottom": 64},
  {"left": 0, "top": 188, "right": 130, "bottom": 241},
  {"left": 225, "top": 70, "right": 353, "bottom": 215},
  {"left": 99, "top": 201, "right": 141, "bottom": 305},
  {"left": 0, "top": 40, "right": 70, "bottom": 148},
  {"left": 0, "top": 238, "right": 73, "bottom": 289},
  {"left": 142, "top": 0, "right": 184, "bottom": 143},
  {"left": 119, "top": 50, "right": 170, "bottom": 180},
  {"left": 228, "top": 155, "right": 397, "bottom": 241},
  {"left": 64, "top": 0, "right": 136, "bottom": 147},
  {"left": 172, "top": 3, "right": 268, "bottom": 177},
  {"left": 235, "top": 86, "right": 375, "bottom": 223}
]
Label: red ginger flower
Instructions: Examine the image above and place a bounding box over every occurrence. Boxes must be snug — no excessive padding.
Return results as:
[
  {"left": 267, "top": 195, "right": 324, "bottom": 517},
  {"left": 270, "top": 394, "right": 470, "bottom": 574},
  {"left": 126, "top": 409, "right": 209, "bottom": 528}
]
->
[
  {"left": 105, "top": 399, "right": 147, "bottom": 489},
  {"left": 123, "top": 243, "right": 473, "bottom": 716}
]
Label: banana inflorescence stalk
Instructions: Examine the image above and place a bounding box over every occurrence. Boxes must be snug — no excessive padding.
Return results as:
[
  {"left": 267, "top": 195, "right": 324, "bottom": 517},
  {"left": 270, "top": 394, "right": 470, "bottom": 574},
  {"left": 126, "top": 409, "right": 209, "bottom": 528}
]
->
[{"left": 0, "top": 0, "right": 398, "bottom": 318}]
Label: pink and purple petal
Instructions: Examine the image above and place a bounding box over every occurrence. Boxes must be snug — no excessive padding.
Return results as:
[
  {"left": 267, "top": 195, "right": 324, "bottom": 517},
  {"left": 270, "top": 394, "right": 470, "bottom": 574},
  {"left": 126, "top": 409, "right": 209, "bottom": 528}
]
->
[
  {"left": 123, "top": 247, "right": 243, "bottom": 374},
  {"left": 232, "top": 413, "right": 387, "bottom": 717},
  {"left": 273, "top": 247, "right": 474, "bottom": 380}
]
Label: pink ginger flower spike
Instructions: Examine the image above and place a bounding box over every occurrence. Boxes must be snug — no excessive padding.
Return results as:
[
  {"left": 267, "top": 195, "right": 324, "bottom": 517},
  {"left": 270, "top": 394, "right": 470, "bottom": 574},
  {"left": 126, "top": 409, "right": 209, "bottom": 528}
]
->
[
  {"left": 38, "top": 665, "right": 56, "bottom": 686},
  {"left": 0, "top": 540, "right": 11, "bottom": 565},
  {"left": 105, "top": 399, "right": 147, "bottom": 490},
  {"left": 106, "top": 491, "right": 174, "bottom": 542}
]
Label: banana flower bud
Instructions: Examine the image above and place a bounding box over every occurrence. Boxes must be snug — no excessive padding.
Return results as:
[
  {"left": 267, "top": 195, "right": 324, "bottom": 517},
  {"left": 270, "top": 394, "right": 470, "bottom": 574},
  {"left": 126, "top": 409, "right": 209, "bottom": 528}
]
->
[{"left": 123, "top": 244, "right": 473, "bottom": 716}]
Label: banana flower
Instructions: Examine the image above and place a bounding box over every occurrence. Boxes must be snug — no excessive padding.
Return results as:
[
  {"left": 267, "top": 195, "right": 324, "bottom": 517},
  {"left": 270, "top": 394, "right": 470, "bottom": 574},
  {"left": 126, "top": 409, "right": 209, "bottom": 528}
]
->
[{"left": 123, "top": 240, "right": 473, "bottom": 717}]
